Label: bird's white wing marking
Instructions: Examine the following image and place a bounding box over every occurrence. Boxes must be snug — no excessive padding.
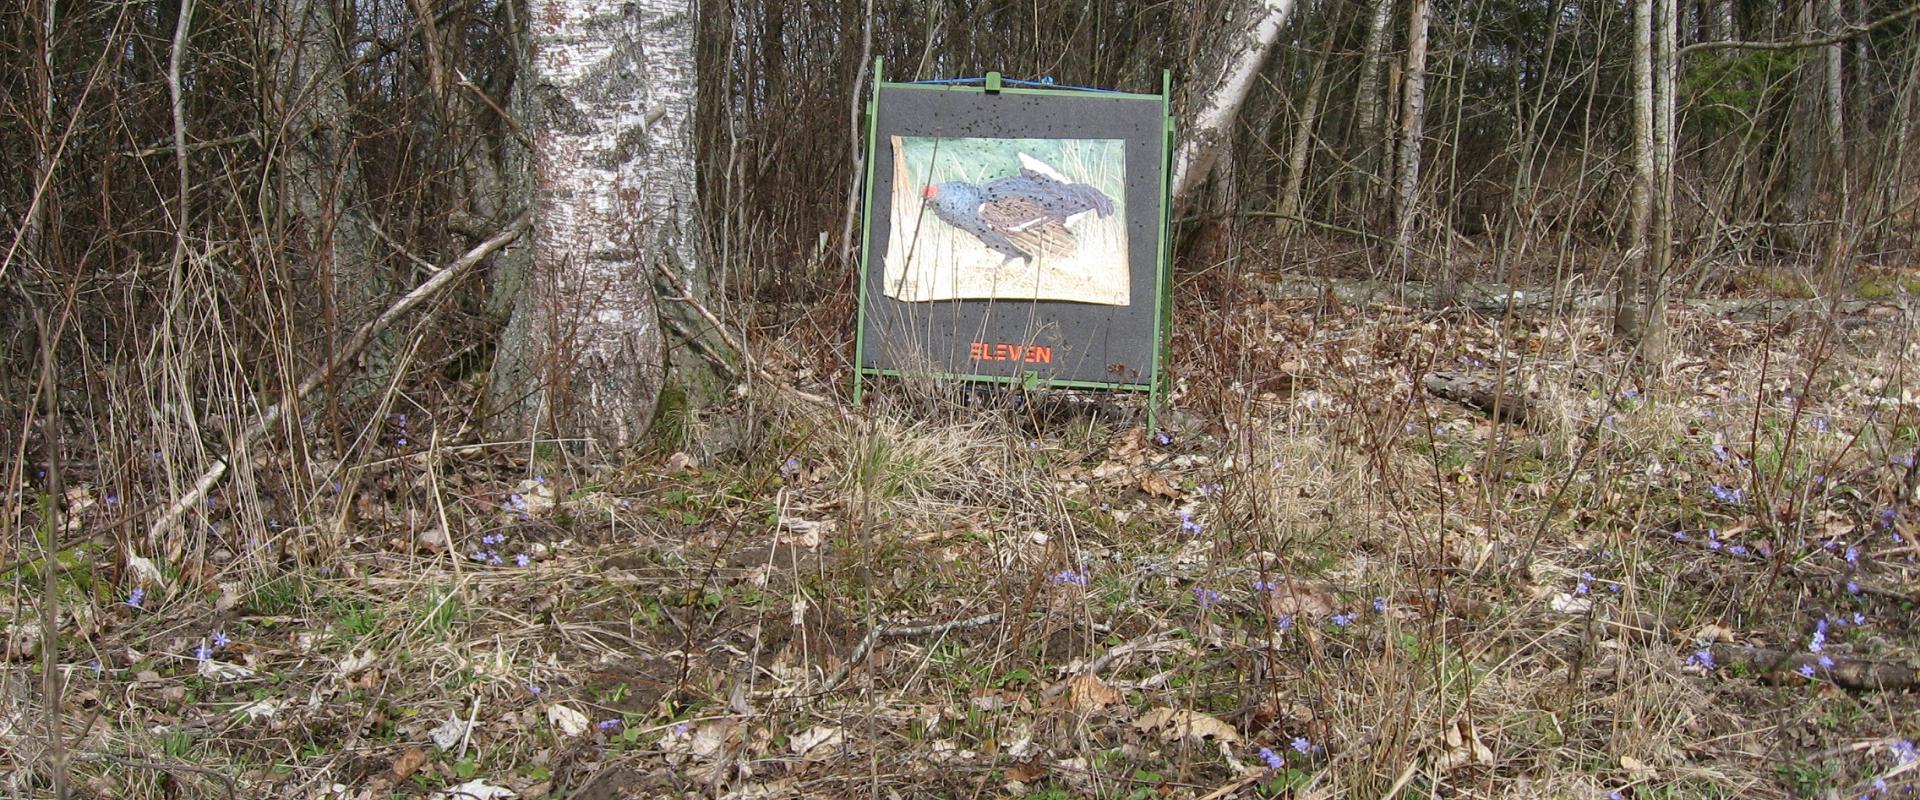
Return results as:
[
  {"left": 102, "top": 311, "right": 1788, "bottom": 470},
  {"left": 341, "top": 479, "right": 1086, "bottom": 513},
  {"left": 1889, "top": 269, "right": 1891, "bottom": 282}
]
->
[{"left": 1017, "top": 153, "right": 1073, "bottom": 183}]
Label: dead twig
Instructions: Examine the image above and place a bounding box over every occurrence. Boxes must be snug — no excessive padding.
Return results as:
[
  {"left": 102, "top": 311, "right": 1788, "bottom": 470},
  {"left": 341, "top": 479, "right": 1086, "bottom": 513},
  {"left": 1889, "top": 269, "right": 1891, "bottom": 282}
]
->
[
  {"left": 819, "top": 612, "right": 1002, "bottom": 693},
  {"left": 140, "top": 213, "right": 531, "bottom": 568}
]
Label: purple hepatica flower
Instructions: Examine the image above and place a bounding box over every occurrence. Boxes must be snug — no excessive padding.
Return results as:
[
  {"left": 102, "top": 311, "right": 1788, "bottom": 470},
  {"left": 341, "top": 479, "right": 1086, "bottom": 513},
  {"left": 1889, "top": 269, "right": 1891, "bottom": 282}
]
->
[
  {"left": 1708, "top": 539, "right": 1723, "bottom": 551},
  {"left": 1729, "top": 544, "right": 1748, "bottom": 556},
  {"left": 1847, "top": 580, "right": 1861, "bottom": 595},
  {"left": 1028, "top": 440, "right": 1041, "bottom": 450},
  {"left": 1051, "top": 569, "right": 1089, "bottom": 587},
  {"left": 1878, "top": 508, "right": 1898, "bottom": 527},
  {"left": 487, "top": 552, "right": 503, "bottom": 566},
  {"left": 395, "top": 437, "right": 408, "bottom": 446},
  {"left": 1845, "top": 546, "right": 1860, "bottom": 565},
  {"left": 528, "top": 684, "right": 543, "bottom": 696},
  {"left": 1817, "top": 655, "right": 1835, "bottom": 670},
  {"left": 212, "top": 631, "right": 231, "bottom": 649},
  {"left": 1252, "top": 579, "right": 1277, "bottom": 593},
  {"left": 88, "top": 659, "right": 102, "bottom": 674},
  {"left": 1797, "top": 663, "right": 1816, "bottom": 679},
  {"left": 1179, "top": 512, "right": 1204, "bottom": 534},
  {"left": 469, "top": 551, "right": 486, "bottom": 562},
  {"left": 1711, "top": 484, "right": 1746, "bottom": 504},
  {"left": 781, "top": 457, "right": 801, "bottom": 477},
  {"left": 1154, "top": 431, "right": 1172, "bottom": 446},
  {"left": 1674, "top": 530, "right": 1688, "bottom": 541},
  {"left": 1687, "top": 649, "right": 1716, "bottom": 671},
  {"left": 1258, "top": 747, "right": 1284, "bottom": 769},
  {"left": 1809, "top": 625, "right": 1827, "bottom": 654},
  {"left": 1574, "top": 573, "right": 1593, "bottom": 596},
  {"left": 1373, "top": 596, "right": 1388, "bottom": 613},
  {"left": 1851, "top": 612, "right": 1867, "bottom": 626},
  {"left": 1275, "top": 614, "right": 1294, "bottom": 631},
  {"left": 1330, "top": 612, "right": 1354, "bottom": 627},
  {"left": 597, "top": 719, "right": 620, "bottom": 732},
  {"left": 516, "top": 553, "right": 531, "bottom": 568},
  {"left": 125, "top": 588, "right": 145, "bottom": 609},
  {"left": 194, "top": 642, "right": 211, "bottom": 661},
  {"left": 1291, "top": 736, "right": 1313, "bottom": 754},
  {"left": 1891, "top": 740, "right": 1916, "bottom": 764},
  {"left": 674, "top": 722, "right": 690, "bottom": 736},
  {"left": 1193, "top": 587, "right": 1224, "bottom": 608}
]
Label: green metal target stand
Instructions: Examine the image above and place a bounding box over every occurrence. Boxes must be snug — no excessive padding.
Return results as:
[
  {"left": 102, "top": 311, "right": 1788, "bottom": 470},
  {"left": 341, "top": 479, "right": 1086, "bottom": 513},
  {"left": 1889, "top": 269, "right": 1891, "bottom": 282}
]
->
[{"left": 852, "top": 59, "right": 1174, "bottom": 427}]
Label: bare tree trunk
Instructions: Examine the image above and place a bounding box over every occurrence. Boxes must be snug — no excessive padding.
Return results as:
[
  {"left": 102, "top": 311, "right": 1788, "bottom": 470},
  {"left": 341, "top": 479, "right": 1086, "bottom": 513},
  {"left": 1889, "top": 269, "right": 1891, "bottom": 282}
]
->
[
  {"left": 1276, "top": 31, "right": 1331, "bottom": 238},
  {"left": 270, "top": 0, "right": 384, "bottom": 397},
  {"left": 1171, "top": 0, "right": 1299, "bottom": 210},
  {"left": 1392, "top": 0, "right": 1430, "bottom": 273},
  {"left": 1348, "top": 0, "right": 1396, "bottom": 220},
  {"left": 490, "top": 0, "right": 700, "bottom": 449},
  {"left": 1646, "top": 0, "right": 1677, "bottom": 354},
  {"left": 1619, "top": 0, "right": 1655, "bottom": 340},
  {"left": 1787, "top": 0, "right": 1818, "bottom": 237}
]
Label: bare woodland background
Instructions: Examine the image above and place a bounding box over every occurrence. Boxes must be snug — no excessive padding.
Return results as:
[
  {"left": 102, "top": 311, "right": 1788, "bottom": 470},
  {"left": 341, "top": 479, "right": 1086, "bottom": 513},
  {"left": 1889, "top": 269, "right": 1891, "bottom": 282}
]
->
[{"left": 4, "top": 0, "right": 1918, "bottom": 612}]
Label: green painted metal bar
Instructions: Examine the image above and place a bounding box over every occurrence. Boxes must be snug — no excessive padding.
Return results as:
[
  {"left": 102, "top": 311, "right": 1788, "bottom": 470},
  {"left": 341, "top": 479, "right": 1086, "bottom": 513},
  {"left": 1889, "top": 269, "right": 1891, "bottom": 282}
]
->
[{"left": 851, "top": 56, "right": 886, "bottom": 407}]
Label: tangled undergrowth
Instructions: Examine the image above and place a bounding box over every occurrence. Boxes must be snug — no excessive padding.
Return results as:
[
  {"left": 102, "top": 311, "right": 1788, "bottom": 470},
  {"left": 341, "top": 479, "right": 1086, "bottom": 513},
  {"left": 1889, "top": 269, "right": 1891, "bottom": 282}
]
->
[{"left": 6, "top": 278, "right": 1920, "bottom": 799}]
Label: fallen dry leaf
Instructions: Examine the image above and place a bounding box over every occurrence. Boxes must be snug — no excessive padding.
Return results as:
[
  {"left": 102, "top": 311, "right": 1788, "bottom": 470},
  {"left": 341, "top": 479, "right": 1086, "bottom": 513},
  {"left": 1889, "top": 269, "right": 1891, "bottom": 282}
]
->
[
  {"left": 1065, "top": 674, "right": 1125, "bottom": 711},
  {"left": 1133, "top": 707, "right": 1241, "bottom": 744}
]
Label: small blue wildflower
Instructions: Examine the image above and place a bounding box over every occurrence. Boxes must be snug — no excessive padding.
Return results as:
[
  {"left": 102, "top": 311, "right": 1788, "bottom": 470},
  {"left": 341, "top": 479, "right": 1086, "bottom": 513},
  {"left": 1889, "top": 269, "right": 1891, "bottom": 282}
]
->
[
  {"left": 469, "top": 551, "right": 486, "bottom": 562},
  {"left": 1373, "top": 596, "right": 1388, "bottom": 613},
  {"left": 1674, "top": 531, "right": 1688, "bottom": 541},
  {"left": 1275, "top": 614, "right": 1294, "bottom": 631},
  {"left": 1028, "top": 440, "right": 1041, "bottom": 450},
  {"left": 1817, "top": 655, "right": 1835, "bottom": 670},
  {"left": 1878, "top": 508, "right": 1897, "bottom": 527},
  {"left": 528, "top": 683, "right": 543, "bottom": 695},
  {"left": 1051, "top": 569, "right": 1089, "bottom": 587},
  {"left": 1845, "top": 546, "right": 1860, "bottom": 564},
  {"left": 1291, "top": 736, "right": 1312, "bottom": 754},
  {"left": 1179, "top": 512, "right": 1204, "bottom": 534},
  {"left": 1252, "top": 579, "right": 1276, "bottom": 592},
  {"left": 104, "top": 494, "right": 118, "bottom": 506},
  {"left": 1194, "top": 587, "right": 1224, "bottom": 608},
  {"left": 1847, "top": 580, "right": 1861, "bottom": 595},
  {"left": 1812, "top": 417, "right": 1829, "bottom": 433},
  {"left": 487, "top": 552, "right": 503, "bottom": 566},
  {"left": 88, "top": 659, "right": 102, "bottom": 674},
  {"left": 194, "top": 642, "right": 212, "bottom": 661},
  {"left": 1154, "top": 431, "right": 1172, "bottom": 446},
  {"left": 1708, "top": 539, "right": 1723, "bottom": 551},
  {"left": 1851, "top": 612, "right": 1866, "bottom": 625},
  {"left": 395, "top": 437, "right": 408, "bottom": 446},
  {"left": 125, "top": 588, "right": 145, "bottom": 609},
  {"left": 1258, "top": 746, "right": 1283, "bottom": 769},
  {"left": 1797, "top": 663, "right": 1816, "bottom": 679},
  {"left": 781, "top": 457, "right": 801, "bottom": 476},
  {"left": 1893, "top": 739, "right": 1917, "bottom": 764},
  {"left": 1609, "top": 791, "right": 1625, "bottom": 800},
  {"left": 1687, "top": 649, "right": 1716, "bottom": 671},
  {"left": 516, "top": 553, "right": 531, "bottom": 568},
  {"left": 1729, "top": 545, "right": 1748, "bottom": 556},
  {"left": 1575, "top": 573, "right": 1593, "bottom": 596},
  {"left": 1330, "top": 612, "right": 1354, "bottom": 627},
  {"left": 674, "top": 722, "right": 690, "bottom": 736},
  {"left": 597, "top": 719, "right": 620, "bottom": 732},
  {"left": 1712, "top": 444, "right": 1730, "bottom": 463},
  {"left": 212, "top": 631, "right": 231, "bottom": 649}
]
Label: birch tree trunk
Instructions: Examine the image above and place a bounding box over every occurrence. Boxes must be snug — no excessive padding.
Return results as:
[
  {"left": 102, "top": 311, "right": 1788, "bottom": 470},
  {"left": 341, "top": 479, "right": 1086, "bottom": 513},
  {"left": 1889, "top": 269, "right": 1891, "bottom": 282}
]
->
[
  {"left": 1646, "top": 0, "right": 1677, "bottom": 354},
  {"left": 1392, "top": 0, "right": 1430, "bottom": 270},
  {"left": 489, "top": 0, "right": 701, "bottom": 449},
  {"left": 270, "top": 0, "right": 384, "bottom": 395},
  {"left": 1348, "top": 0, "right": 1397, "bottom": 220},
  {"left": 1618, "top": 0, "right": 1655, "bottom": 340},
  {"left": 1171, "top": 0, "right": 1299, "bottom": 210}
]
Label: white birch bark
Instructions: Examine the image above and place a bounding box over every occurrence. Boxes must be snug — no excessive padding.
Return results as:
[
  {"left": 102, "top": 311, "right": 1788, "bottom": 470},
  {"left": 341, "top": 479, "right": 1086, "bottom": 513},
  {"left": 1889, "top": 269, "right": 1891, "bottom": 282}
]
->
[
  {"left": 1349, "top": 0, "right": 1397, "bottom": 213},
  {"left": 1171, "top": 0, "right": 1299, "bottom": 208},
  {"left": 1618, "top": 0, "right": 1655, "bottom": 339},
  {"left": 492, "top": 0, "right": 699, "bottom": 449},
  {"left": 1392, "top": 0, "right": 1430, "bottom": 264},
  {"left": 1647, "top": 0, "right": 1677, "bottom": 352}
]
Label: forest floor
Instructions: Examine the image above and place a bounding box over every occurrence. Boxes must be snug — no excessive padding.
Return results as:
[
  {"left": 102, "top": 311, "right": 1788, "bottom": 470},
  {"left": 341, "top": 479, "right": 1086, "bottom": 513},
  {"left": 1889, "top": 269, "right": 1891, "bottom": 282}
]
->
[{"left": 8, "top": 265, "right": 1920, "bottom": 799}]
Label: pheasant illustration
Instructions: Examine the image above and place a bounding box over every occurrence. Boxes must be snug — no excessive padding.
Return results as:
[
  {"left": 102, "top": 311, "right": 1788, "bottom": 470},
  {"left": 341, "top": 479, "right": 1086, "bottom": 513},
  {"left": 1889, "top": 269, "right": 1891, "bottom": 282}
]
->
[{"left": 919, "top": 154, "right": 1115, "bottom": 265}]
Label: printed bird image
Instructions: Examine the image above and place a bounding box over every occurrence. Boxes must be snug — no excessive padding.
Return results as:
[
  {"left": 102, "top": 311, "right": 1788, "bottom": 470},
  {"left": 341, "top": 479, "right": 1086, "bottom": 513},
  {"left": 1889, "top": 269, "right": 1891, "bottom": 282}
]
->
[{"left": 919, "top": 154, "right": 1116, "bottom": 265}]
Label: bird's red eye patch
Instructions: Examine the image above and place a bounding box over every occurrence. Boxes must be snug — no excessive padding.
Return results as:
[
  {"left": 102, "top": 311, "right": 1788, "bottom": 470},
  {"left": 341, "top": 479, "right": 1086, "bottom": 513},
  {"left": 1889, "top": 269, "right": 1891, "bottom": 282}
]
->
[{"left": 922, "top": 185, "right": 938, "bottom": 199}]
